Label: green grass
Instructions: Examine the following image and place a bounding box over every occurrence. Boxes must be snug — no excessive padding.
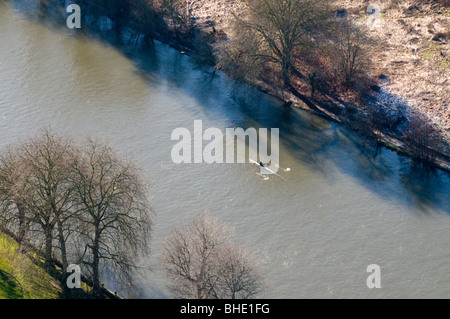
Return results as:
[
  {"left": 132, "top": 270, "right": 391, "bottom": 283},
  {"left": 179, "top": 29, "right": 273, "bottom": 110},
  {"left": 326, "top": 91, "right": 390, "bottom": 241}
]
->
[
  {"left": 440, "top": 59, "right": 450, "bottom": 69},
  {"left": 420, "top": 40, "right": 449, "bottom": 69},
  {"left": 0, "top": 233, "right": 61, "bottom": 299},
  {"left": 422, "top": 50, "right": 435, "bottom": 60},
  {"left": 0, "top": 269, "right": 23, "bottom": 299}
]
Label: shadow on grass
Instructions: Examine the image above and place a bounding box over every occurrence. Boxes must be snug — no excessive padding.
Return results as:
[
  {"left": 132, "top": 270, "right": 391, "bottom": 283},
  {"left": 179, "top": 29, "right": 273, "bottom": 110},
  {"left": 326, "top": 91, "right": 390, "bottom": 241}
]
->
[{"left": 0, "top": 269, "right": 23, "bottom": 299}]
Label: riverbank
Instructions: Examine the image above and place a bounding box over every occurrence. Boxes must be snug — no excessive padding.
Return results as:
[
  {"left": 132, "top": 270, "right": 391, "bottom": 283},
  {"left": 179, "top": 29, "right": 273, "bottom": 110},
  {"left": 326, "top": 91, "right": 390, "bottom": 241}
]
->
[
  {"left": 181, "top": 0, "right": 450, "bottom": 172},
  {"left": 0, "top": 232, "right": 61, "bottom": 299},
  {"left": 184, "top": 0, "right": 449, "bottom": 135},
  {"left": 0, "top": 228, "right": 120, "bottom": 299},
  {"left": 178, "top": 0, "right": 450, "bottom": 172},
  {"left": 53, "top": 0, "right": 450, "bottom": 172},
  {"left": 245, "top": 73, "right": 450, "bottom": 173},
  {"left": 144, "top": 0, "right": 450, "bottom": 172}
]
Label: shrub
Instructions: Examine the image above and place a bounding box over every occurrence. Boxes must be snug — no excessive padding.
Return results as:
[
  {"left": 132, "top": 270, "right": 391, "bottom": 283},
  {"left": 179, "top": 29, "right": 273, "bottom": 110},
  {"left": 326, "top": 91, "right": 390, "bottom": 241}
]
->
[
  {"left": 329, "top": 20, "right": 372, "bottom": 87},
  {"left": 365, "top": 95, "right": 408, "bottom": 133},
  {"left": 403, "top": 112, "right": 443, "bottom": 162}
]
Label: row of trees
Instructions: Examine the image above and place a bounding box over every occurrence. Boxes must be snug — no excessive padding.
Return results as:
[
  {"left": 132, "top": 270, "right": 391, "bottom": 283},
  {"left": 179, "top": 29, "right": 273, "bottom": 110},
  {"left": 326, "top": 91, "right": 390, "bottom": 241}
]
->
[
  {"left": 213, "top": 0, "right": 444, "bottom": 161},
  {"left": 0, "top": 130, "right": 152, "bottom": 296},
  {"left": 0, "top": 130, "right": 263, "bottom": 298},
  {"left": 215, "top": 0, "right": 372, "bottom": 93},
  {"left": 78, "top": 0, "right": 372, "bottom": 94},
  {"left": 83, "top": 0, "right": 443, "bottom": 160}
]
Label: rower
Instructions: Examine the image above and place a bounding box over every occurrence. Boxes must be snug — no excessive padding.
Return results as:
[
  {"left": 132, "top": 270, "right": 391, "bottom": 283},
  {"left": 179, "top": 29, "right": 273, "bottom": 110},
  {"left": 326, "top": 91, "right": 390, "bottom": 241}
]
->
[{"left": 259, "top": 162, "right": 264, "bottom": 167}]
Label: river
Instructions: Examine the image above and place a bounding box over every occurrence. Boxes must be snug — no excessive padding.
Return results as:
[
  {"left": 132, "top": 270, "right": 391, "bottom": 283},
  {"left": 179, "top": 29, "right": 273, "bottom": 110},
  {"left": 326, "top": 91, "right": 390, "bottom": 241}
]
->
[{"left": 1, "top": 1, "right": 449, "bottom": 298}]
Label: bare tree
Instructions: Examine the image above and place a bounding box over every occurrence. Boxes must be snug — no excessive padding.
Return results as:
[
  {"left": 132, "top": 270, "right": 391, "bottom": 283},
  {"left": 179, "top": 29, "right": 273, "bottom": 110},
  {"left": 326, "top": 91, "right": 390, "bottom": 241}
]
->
[
  {"left": 212, "top": 244, "right": 262, "bottom": 299},
  {"left": 216, "top": 0, "right": 331, "bottom": 88},
  {"left": 71, "top": 138, "right": 152, "bottom": 296},
  {"left": 214, "top": 23, "right": 265, "bottom": 83},
  {"left": 329, "top": 20, "right": 371, "bottom": 86},
  {"left": 0, "top": 130, "right": 153, "bottom": 297},
  {"left": 162, "top": 213, "right": 262, "bottom": 299},
  {"left": 0, "top": 147, "right": 29, "bottom": 246},
  {"left": 403, "top": 112, "right": 443, "bottom": 162},
  {"left": 22, "top": 131, "right": 78, "bottom": 270},
  {"left": 160, "top": 0, "right": 195, "bottom": 37},
  {"left": 0, "top": 130, "right": 79, "bottom": 270},
  {"left": 132, "top": 0, "right": 162, "bottom": 39}
]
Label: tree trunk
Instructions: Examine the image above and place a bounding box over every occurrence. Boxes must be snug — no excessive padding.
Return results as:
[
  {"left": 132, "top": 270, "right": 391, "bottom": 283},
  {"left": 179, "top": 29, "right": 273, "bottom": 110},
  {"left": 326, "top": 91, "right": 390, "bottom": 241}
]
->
[
  {"left": 92, "top": 227, "right": 101, "bottom": 296},
  {"left": 57, "top": 218, "right": 73, "bottom": 298},
  {"left": 16, "top": 203, "right": 27, "bottom": 246},
  {"left": 44, "top": 227, "right": 53, "bottom": 269},
  {"left": 281, "top": 58, "right": 292, "bottom": 89},
  {"left": 57, "top": 218, "right": 68, "bottom": 270}
]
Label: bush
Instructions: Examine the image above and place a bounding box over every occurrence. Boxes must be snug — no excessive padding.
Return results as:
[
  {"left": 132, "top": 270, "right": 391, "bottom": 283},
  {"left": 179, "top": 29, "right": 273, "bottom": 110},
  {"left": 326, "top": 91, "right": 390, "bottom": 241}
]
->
[
  {"left": 329, "top": 20, "right": 372, "bottom": 87},
  {"left": 365, "top": 95, "right": 408, "bottom": 133},
  {"left": 403, "top": 112, "right": 443, "bottom": 161}
]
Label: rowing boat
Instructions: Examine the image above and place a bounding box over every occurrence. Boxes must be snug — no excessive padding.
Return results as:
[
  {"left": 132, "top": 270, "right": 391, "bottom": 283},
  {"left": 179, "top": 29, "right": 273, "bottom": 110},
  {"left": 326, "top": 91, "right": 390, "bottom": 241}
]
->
[{"left": 249, "top": 159, "right": 277, "bottom": 175}]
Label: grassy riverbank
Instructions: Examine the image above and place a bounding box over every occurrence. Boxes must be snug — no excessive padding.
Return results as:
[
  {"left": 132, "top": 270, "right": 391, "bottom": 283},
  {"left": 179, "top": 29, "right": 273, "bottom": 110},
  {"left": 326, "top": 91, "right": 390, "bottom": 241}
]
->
[
  {"left": 0, "top": 233, "right": 60, "bottom": 299},
  {"left": 0, "top": 230, "right": 121, "bottom": 299}
]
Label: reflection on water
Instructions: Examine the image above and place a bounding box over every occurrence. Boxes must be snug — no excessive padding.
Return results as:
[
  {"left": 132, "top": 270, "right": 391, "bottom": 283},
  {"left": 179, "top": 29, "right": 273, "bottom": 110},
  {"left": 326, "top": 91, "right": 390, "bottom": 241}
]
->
[{"left": 1, "top": 0, "right": 450, "bottom": 298}]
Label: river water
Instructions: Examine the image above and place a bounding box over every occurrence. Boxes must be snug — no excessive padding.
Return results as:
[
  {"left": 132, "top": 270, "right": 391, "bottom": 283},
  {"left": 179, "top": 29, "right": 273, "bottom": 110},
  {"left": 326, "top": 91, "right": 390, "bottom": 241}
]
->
[{"left": 1, "top": 1, "right": 449, "bottom": 298}]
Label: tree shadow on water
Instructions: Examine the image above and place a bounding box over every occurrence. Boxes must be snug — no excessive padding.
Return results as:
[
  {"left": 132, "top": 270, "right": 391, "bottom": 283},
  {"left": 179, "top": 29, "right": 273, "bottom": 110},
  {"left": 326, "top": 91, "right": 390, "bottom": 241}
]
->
[{"left": 397, "top": 157, "right": 450, "bottom": 214}]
